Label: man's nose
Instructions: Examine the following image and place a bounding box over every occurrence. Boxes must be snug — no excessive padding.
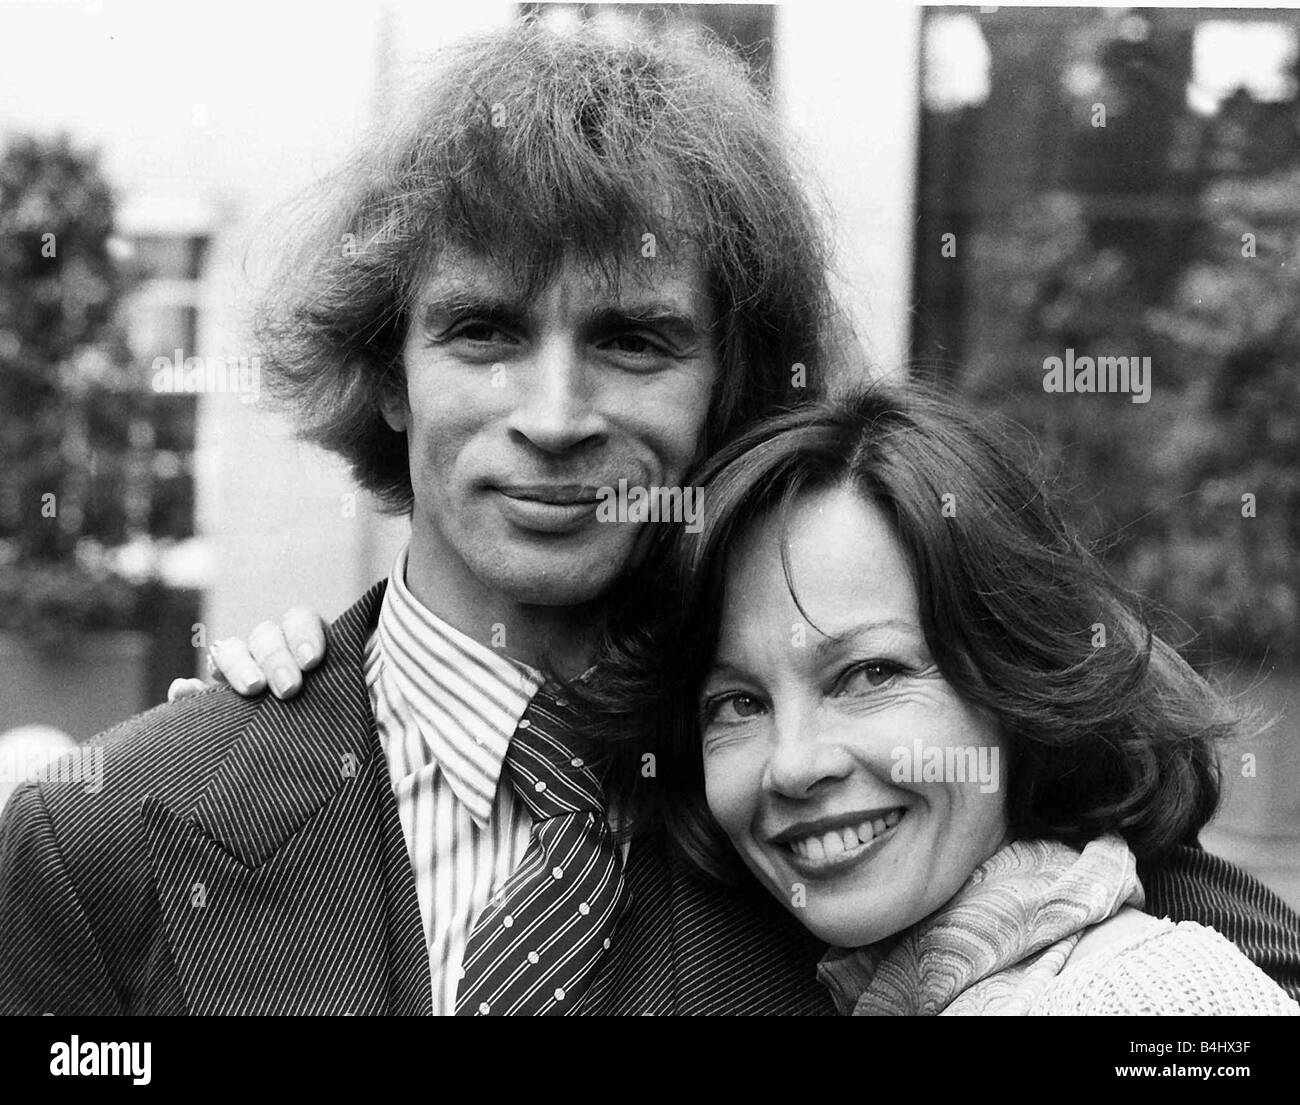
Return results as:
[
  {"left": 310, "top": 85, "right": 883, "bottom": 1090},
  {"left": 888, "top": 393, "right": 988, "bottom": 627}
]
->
[
  {"left": 507, "top": 338, "right": 606, "bottom": 455},
  {"left": 762, "top": 708, "right": 856, "bottom": 800}
]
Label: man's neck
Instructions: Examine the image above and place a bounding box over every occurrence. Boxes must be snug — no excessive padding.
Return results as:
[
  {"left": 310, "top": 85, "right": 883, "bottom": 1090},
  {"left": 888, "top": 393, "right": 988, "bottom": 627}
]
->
[{"left": 403, "top": 539, "right": 605, "bottom": 678}]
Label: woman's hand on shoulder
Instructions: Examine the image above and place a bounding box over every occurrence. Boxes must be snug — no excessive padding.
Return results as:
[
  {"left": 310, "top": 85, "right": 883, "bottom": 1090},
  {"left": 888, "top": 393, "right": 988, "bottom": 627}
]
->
[{"left": 167, "top": 607, "right": 328, "bottom": 703}]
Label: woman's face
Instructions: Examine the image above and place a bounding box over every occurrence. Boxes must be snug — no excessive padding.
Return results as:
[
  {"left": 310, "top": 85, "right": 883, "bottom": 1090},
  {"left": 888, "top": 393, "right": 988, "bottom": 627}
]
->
[{"left": 699, "top": 485, "right": 1009, "bottom": 948}]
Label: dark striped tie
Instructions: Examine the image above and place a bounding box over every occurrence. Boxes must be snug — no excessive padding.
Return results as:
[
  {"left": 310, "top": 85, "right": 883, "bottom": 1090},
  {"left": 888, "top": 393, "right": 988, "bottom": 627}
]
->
[{"left": 455, "top": 687, "right": 627, "bottom": 1016}]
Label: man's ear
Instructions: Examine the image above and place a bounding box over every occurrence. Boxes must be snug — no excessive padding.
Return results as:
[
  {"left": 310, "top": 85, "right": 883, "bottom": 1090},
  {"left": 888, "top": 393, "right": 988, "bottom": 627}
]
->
[
  {"left": 380, "top": 390, "right": 409, "bottom": 433},
  {"left": 378, "top": 363, "right": 409, "bottom": 432}
]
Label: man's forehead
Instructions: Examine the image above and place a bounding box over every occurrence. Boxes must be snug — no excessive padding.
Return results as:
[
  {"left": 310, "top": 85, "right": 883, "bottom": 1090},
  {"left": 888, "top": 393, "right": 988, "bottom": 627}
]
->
[{"left": 411, "top": 248, "right": 710, "bottom": 314}]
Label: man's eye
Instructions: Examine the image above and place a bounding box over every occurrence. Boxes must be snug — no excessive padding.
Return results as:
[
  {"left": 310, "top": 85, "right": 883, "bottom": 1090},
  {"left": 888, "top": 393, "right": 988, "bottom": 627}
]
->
[
  {"left": 701, "top": 692, "right": 767, "bottom": 727},
  {"left": 837, "top": 660, "right": 906, "bottom": 694},
  {"left": 603, "top": 332, "right": 665, "bottom": 358},
  {"left": 450, "top": 321, "right": 510, "bottom": 344}
]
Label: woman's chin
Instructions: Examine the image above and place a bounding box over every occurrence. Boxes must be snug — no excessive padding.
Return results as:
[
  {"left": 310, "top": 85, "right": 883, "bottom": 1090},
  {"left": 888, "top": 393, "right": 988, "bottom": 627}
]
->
[
  {"left": 745, "top": 843, "right": 921, "bottom": 948},
  {"left": 758, "top": 860, "right": 920, "bottom": 947},
  {"left": 798, "top": 907, "right": 906, "bottom": 950}
]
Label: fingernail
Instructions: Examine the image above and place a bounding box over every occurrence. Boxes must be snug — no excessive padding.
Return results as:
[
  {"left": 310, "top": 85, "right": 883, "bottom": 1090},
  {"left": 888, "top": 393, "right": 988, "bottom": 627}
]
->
[
  {"left": 237, "top": 667, "right": 265, "bottom": 693},
  {"left": 296, "top": 643, "right": 315, "bottom": 666},
  {"left": 271, "top": 667, "right": 298, "bottom": 696}
]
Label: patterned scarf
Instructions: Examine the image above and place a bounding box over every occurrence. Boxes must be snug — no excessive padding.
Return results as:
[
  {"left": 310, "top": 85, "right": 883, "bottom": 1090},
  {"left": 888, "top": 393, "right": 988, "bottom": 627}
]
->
[{"left": 816, "top": 834, "right": 1144, "bottom": 1016}]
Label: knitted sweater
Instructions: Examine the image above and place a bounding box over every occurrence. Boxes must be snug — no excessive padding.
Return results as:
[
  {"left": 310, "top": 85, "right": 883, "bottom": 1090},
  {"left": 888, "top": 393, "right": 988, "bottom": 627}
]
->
[{"left": 1026, "top": 919, "right": 1300, "bottom": 1016}]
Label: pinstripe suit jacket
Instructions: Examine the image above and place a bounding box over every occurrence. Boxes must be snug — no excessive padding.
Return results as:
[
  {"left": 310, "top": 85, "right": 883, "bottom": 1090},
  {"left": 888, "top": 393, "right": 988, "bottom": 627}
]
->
[
  {"left": 3, "top": 582, "right": 1299, "bottom": 1013},
  {"left": 0, "top": 582, "right": 831, "bottom": 1015}
]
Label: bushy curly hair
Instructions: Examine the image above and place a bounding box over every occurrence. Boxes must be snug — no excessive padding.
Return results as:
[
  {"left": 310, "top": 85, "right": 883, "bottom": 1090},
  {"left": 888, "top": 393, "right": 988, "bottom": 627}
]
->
[{"left": 253, "top": 16, "right": 840, "bottom": 511}]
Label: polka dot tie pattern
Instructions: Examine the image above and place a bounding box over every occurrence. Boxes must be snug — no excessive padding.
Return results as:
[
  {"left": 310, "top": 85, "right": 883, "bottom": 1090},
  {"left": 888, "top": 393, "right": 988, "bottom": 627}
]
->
[{"left": 454, "top": 685, "right": 627, "bottom": 1015}]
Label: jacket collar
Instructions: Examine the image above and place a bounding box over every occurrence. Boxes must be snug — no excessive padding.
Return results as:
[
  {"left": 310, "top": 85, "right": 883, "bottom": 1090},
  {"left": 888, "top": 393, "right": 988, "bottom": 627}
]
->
[
  {"left": 190, "top": 581, "right": 389, "bottom": 866},
  {"left": 142, "top": 580, "right": 432, "bottom": 1014}
]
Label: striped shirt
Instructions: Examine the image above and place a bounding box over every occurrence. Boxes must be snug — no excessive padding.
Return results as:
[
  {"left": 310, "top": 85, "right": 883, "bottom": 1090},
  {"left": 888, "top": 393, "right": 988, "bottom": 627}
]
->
[{"left": 364, "top": 548, "right": 542, "bottom": 1015}]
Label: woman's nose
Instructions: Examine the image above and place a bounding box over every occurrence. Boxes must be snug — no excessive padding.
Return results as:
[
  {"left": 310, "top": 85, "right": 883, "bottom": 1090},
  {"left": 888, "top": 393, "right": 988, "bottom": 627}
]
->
[
  {"left": 507, "top": 340, "right": 606, "bottom": 455},
  {"left": 762, "top": 713, "right": 856, "bottom": 800}
]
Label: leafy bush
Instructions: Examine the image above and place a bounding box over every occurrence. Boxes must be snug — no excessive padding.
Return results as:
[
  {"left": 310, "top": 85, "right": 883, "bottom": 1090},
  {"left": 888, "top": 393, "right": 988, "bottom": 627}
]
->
[{"left": 963, "top": 172, "right": 1300, "bottom": 661}]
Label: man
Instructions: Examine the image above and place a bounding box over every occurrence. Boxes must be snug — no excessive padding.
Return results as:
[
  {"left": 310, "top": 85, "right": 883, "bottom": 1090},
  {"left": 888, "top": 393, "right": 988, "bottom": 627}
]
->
[{"left": 3, "top": 18, "right": 1299, "bottom": 1016}]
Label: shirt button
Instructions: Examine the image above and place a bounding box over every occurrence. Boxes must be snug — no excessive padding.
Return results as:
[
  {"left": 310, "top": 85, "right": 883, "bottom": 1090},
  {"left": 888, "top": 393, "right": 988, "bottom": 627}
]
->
[
  {"left": 528, "top": 951, "right": 540, "bottom": 965},
  {"left": 603, "top": 938, "right": 611, "bottom": 951},
  {"left": 503, "top": 915, "right": 513, "bottom": 928},
  {"left": 570, "top": 757, "right": 584, "bottom": 768},
  {"left": 478, "top": 1002, "right": 490, "bottom": 1015},
  {"left": 518, "top": 719, "right": 531, "bottom": 729},
  {"left": 555, "top": 699, "right": 568, "bottom": 708},
  {"left": 552, "top": 866, "right": 564, "bottom": 879},
  {"left": 534, "top": 780, "right": 547, "bottom": 793},
  {"left": 554, "top": 987, "right": 566, "bottom": 1001},
  {"left": 578, "top": 902, "right": 590, "bottom": 916}
]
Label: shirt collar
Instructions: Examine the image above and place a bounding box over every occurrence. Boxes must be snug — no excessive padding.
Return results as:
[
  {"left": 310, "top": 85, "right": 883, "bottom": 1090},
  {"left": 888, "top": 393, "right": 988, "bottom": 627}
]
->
[{"left": 375, "top": 547, "right": 544, "bottom": 825}]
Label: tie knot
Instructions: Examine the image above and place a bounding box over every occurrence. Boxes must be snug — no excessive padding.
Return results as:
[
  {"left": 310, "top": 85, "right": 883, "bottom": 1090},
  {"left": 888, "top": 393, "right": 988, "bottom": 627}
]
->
[{"left": 507, "top": 687, "right": 603, "bottom": 821}]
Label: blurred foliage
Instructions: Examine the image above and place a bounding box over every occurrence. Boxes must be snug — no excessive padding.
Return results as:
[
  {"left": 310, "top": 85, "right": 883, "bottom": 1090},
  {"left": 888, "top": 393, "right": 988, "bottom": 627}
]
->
[
  {"left": 918, "top": 9, "right": 1300, "bottom": 666},
  {"left": 0, "top": 562, "right": 156, "bottom": 650},
  {"left": 963, "top": 170, "right": 1300, "bottom": 662},
  {"left": 0, "top": 134, "right": 188, "bottom": 646}
]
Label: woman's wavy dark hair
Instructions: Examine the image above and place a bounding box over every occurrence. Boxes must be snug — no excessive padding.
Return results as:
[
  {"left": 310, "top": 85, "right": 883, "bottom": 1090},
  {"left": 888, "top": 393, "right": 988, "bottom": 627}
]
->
[
  {"left": 253, "top": 17, "right": 841, "bottom": 510},
  {"left": 574, "top": 382, "right": 1232, "bottom": 881}
]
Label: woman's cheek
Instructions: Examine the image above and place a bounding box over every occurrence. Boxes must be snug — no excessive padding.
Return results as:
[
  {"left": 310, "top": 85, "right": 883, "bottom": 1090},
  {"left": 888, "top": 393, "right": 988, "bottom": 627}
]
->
[{"left": 702, "top": 742, "right": 755, "bottom": 837}]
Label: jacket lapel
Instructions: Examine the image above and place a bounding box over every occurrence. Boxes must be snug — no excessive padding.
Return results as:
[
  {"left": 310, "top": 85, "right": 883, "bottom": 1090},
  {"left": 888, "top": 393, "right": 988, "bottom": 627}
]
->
[{"left": 143, "top": 582, "right": 431, "bottom": 1014}]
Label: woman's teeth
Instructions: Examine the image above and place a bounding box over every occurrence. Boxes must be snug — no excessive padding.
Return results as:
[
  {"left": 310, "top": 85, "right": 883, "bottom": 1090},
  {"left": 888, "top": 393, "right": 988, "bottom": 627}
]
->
[{"left": 787, "top": 808, "right": 904, "bottom": 861}]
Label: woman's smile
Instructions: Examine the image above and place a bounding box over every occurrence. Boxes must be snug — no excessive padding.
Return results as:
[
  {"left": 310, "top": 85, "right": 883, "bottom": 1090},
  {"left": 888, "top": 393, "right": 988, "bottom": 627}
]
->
[{"left": 769, "top": 807, "right": 907, "bottom": 879}]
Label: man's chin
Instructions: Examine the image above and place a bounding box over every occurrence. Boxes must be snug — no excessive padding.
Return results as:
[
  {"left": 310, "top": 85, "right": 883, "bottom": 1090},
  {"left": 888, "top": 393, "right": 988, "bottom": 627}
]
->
[
  {"left": 478, "top": 545, "right": 634, "bottom": 608},
  {"left": 495, "top": 567, "right": 624, "bottom": 608}
]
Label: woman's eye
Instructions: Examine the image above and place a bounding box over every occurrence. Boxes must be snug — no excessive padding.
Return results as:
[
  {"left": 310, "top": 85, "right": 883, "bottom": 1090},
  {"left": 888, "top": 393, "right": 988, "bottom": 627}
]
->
[
  {"left": 838, "top": 660, "right": 905, "bottom": 694},
  {"left": 701, "top": 692, "right": 767, "bottom": 726}
]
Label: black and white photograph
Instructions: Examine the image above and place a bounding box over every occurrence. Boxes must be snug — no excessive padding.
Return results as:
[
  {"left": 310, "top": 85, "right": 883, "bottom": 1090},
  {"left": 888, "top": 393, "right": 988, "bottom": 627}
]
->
[{"left": 1, "top": 0, "right": 1299, "bottom": 1064}]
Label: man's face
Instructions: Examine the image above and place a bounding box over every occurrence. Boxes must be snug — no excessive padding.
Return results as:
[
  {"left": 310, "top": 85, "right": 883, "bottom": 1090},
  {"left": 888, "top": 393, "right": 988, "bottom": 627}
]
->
[{"left": 389, "top": 249, "right": 718, "bottom": 612}]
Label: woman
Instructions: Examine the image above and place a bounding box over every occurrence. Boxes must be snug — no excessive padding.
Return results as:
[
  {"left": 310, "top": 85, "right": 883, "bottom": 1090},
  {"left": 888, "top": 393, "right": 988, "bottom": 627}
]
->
[
  {"left": 571, "top": 384, "right": 1298, "bottom": 1014},
  {"left": 198, "top": 385, "right": 1299, "bottom": 1015}
]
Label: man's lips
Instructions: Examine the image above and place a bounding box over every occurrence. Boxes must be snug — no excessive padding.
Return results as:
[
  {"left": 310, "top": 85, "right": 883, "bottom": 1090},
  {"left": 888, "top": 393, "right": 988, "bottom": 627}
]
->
[
  {"left": 495, "top": 484, "right": 602, "bottom": 506},
  {"left": 490, "top": 483, "right": 608, "bottom": 535}
]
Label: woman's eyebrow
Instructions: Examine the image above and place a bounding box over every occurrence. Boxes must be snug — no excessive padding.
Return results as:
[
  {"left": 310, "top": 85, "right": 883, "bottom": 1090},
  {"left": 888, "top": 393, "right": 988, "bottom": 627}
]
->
[
  {"left": 809, "top": 619, "right": 921, "bottom": 656},
  {"left": 701, "top": 659, "right": 751, "bottom": 685}
]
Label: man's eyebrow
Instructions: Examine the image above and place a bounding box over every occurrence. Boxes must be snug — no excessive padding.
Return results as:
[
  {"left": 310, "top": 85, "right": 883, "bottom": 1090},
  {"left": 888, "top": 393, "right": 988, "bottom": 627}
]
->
[
  {"left": 586, "top": 304, "right": 711, "bottom": 341},
  {"left": 416, "top": 291, "right": 521, "bottom": 328}
]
